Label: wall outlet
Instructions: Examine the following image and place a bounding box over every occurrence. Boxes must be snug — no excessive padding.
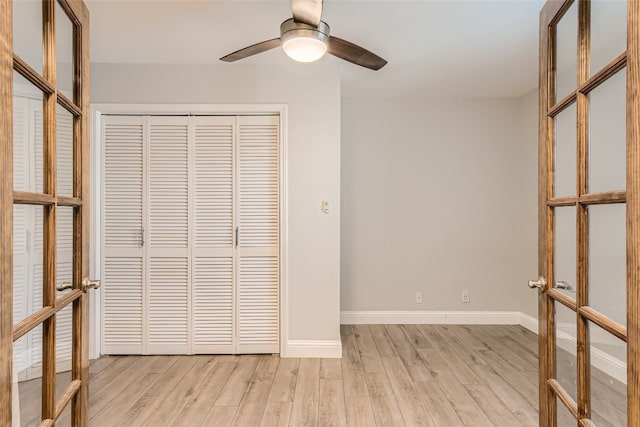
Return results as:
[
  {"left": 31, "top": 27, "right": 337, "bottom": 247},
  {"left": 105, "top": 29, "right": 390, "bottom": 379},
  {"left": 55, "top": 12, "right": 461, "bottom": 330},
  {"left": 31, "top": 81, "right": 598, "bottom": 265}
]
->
[
  {"left": 462, "top": 290, "right": 470, "bottom": 303},
  {"left": 415, "top": 291, "right": 423, "bottom": 304}
]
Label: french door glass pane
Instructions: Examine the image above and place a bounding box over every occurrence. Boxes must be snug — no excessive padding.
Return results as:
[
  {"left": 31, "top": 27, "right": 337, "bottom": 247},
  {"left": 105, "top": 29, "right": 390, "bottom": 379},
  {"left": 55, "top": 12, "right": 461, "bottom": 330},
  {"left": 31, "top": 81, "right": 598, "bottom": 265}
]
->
[
  {"left": 55, "top": 1, "right": 75, "bottom": 99},
  {"left": 14, "top": 327, "right": 42, "bottom": 427},
  {"left": 589, "top": 203, "right": 626, "bottom": 326},
  {"left": 554, "top": 104, "right": 577, "bottom": 197},
  {"left": 589, "top": 68, "right": 626, "bottom": 193},
  {"left": 556, "top": 396, "right": 576, "bottom": 427},
  {"left": 555, "top": 206, "right": 577, "bottom": 297},
  {"left": 14, "top": 71, "right": 44, "bottom": 194},
  {"left": 13, "top": 204, "right": 44, "bottom": 325},
  {"left": 590, "top": 321, "right": 627, "bottom": 427},
  {"left": 55, "top": 303, "right": 73, "bottom": 405},
  {"left": 13, "top": 0, "right": 43, "bottom": 74},
  {"left": 555, "top": 1, "right": 578, "bottom": 101},
  {"left": 57, "top": 105, "right": 74, "bottom": 197},
  {"left": 56, "top": 206, "right": 74, "bottom": 295},
  {"left": 555, "top": 302, "right": 578, "bottom": 403},
  {"left": 590, "top": 0, "right": 627, "bottom": 76}
]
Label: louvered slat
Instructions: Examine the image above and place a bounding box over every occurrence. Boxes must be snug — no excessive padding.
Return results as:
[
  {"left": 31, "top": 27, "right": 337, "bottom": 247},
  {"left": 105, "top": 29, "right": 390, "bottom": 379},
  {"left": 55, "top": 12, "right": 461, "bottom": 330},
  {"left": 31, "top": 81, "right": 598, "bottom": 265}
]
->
[
  {"left": 149, "top": 119, "right": 188, "bottom": 248},
  {"left": 194, "top": 117, "right": 234, "bottom": 248},
  {"left": 193, "top": 257, "right": 233, "bottom": 352},
  {"left": 238, "top": 117, "right": 279, "bottom": 247},
  {"left": 103, "top": 257, "right": 143, "bottom": 352},
  {"left": 237, "top": 257, "right": 279, "bottom": 353},
  {"left": 149, "top": 257, "right": 188, "bottom": 353}
]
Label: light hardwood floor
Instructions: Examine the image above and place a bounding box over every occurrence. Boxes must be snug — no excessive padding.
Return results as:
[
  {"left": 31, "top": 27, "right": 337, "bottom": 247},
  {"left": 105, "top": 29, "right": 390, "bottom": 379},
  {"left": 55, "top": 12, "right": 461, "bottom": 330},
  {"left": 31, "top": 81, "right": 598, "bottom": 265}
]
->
[{"left": 16, "top": 325, "right": 626, "bottom": 426}]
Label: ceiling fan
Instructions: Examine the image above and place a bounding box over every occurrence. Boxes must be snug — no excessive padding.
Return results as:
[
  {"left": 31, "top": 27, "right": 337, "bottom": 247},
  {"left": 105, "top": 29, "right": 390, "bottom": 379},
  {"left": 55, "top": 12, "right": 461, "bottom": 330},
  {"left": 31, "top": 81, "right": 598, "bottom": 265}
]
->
[{"left": 219, "top": 0, "right": 387, "bottom": 71}]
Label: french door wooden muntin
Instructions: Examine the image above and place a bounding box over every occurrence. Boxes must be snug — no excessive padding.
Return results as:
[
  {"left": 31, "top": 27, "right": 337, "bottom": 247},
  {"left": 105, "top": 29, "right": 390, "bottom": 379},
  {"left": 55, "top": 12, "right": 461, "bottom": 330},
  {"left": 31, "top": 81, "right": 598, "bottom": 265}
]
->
[
  {"left": 537, "top": 0, "right": 640, "bottom": 426},
  {"left": 1, "top": 0, "right": 91, "bottom": 425}
]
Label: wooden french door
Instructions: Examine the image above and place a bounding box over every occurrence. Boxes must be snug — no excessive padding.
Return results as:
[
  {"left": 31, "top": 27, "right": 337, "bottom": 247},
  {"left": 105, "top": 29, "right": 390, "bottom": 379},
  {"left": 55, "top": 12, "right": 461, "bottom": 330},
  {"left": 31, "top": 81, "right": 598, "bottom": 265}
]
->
[
  {"left": 534, "top": 0, "right": 640, "bottom": 426},
  {"left": 1, "top": 0, "right": 92, "bottom": 426}
]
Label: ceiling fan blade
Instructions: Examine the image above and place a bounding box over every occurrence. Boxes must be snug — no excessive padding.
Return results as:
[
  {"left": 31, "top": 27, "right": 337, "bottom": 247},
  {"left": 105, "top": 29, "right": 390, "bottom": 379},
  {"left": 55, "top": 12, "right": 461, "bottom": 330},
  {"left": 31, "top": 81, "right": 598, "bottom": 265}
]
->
[
  {"left": 220, "top": 38, "right": 282, "bottom": 62},
  {"left": 328, "top": 36, "right": 387, "bottom": 71},
  {"left": 291, "top": 0, "right": 323, "bottom": 27}
]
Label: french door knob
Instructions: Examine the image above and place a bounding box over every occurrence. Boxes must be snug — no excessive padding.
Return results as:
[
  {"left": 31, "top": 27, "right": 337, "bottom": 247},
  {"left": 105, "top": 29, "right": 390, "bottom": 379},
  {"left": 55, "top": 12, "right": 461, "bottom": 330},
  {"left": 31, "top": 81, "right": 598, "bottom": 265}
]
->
[
  {"left": 82, "top": 278, "right": 101, "bottom": 292},
  {"left": 528, "top": 276, "right": 546, "bottom": 290}
]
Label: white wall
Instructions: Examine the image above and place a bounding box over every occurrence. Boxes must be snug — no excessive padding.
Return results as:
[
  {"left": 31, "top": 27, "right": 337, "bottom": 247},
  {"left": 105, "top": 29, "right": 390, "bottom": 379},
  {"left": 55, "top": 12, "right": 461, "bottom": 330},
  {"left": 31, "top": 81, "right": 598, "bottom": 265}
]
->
[
  {"left": 341, "top": 98, "right": 526, "bottom": 312},
  {"left": 90, "top": 62, "right": 342, "bottom": 344},
  {"left": 518, "top": 89, "right": 539, "bottom": 319}
]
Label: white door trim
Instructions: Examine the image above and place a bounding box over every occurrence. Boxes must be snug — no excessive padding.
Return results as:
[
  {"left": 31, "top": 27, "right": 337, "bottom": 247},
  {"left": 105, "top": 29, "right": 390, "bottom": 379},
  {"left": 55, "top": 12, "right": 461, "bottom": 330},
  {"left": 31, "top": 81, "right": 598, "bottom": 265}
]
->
[{"left": 90, "top": 103, "right": 289, "bottom": 358}]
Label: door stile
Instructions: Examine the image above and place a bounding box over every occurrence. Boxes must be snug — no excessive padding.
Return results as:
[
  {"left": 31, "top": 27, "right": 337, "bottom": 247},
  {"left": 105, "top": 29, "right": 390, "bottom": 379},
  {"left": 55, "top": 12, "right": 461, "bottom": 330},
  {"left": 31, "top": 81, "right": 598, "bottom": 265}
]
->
[
  {"left": 232, "top": 116, "right": 239, "bottom": 354},
  {"left": 539, "top": 4, "right": 552, "bottom": 426},
  {"left": 540, "top": 2, "right": 570, "bottom": 427},
  {"left": 0, "top": 0, "right": 14, "bottom": 424},
  {"left": 42, "top": 0, "right": 58, "bottom": 421},
  {"left": 627, "top": 2, "right": 640, "bottom": 425},
  {"left": 576, "top": 0, "right": 590, "bottom": 422},
  {"left": 72, "top": 3, "right": 91, "bottom": 425}
]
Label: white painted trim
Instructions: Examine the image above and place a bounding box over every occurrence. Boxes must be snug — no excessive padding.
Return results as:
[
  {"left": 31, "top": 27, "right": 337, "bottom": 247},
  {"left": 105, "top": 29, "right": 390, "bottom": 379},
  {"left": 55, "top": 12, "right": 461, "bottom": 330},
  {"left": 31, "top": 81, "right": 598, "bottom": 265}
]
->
[
  {"left": 90, "top": 103, "right": 289, "bottom": 357},
  {"left": 519, "top": 313, "right": 626, "bottom": 385},
  {"left": 89, "top": 106, "right": 102, "bottom": 360},
  {"left": 285, "top": 340, "right": 342, "bottom": 358},
  {"left": 519, "top": 312, "right": 539, "bottom": 335},
  {"left": 340, "top": 310, "right": 522, "bottom": 325}
]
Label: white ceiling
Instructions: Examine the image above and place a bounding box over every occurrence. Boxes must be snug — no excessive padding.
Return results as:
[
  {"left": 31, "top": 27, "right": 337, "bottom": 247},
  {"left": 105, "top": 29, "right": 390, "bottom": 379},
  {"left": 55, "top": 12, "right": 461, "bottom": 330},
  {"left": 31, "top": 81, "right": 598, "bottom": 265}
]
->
[{"left": 85, "top": 0, "right": 546, "bottom": 98}]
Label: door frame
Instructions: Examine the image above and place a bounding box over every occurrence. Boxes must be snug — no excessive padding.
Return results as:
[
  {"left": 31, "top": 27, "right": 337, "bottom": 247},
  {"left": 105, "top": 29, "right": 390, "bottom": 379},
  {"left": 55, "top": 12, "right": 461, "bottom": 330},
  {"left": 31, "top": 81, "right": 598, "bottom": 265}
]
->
[
  {"left": 537, "top": 1, "right": 640, "bottom": 426},
  {"left": 90, "top": 103, "right": 289, "bottom": 357}
]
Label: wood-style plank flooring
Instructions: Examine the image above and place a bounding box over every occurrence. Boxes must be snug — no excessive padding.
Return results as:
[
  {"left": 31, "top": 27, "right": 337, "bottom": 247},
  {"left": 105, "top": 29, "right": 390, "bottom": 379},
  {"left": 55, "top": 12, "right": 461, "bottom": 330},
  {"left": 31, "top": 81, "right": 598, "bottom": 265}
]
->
[{"left": 16, "top": 325, "right": 626, "bottom": 426}]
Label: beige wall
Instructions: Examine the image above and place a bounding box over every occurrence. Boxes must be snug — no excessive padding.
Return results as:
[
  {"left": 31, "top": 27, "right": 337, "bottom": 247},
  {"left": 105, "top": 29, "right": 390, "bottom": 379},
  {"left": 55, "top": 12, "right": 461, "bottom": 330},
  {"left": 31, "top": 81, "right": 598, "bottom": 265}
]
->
[
  {"left": 341, "top": 98, "right": 527, "bottom": 312},
  {"left": 91, "top": 62, "right": 342, "bottom": 343}
]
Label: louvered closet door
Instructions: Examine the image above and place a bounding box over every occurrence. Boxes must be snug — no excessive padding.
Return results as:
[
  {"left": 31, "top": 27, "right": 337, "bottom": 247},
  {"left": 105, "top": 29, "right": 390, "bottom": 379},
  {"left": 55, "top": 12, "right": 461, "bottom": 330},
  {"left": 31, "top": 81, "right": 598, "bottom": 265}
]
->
[
  {"left": 148, "top": 116, "right": 190, "bottom": 354},
  {"left": 192, "top": 116, "right": 235, "bottom": 353},
  {"left": 102, "top": 116, "right": 145, "bottom": 354},
  {"left": 236, "top": 116, "right": 280, "bottom": 354}
]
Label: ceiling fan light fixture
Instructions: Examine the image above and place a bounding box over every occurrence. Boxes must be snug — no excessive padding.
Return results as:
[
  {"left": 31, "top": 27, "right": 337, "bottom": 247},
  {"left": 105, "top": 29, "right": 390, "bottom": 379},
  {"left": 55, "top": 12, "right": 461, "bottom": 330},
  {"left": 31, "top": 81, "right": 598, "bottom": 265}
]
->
[
  {"left": 282, "top": 36, "right": 327, "bottom": 62},
  {"left": 280, "top": 18, "right": 330, "bottom": 63}
]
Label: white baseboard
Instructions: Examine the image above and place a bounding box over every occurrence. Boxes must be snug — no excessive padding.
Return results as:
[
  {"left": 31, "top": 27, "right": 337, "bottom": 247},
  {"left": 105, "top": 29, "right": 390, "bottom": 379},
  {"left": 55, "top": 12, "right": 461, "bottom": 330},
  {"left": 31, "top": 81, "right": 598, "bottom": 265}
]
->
[
  {"left": 519, "top": 312, "right": 539, "bottom": 334},
  {"left": 519, "top": 313, "right": 626, "bottom": 385},
  {"left": 340, "top": 310, "right": 521, "bottom": 325},
  {"left": 284, "top": 340, "right": 342, "bottom": 358}
]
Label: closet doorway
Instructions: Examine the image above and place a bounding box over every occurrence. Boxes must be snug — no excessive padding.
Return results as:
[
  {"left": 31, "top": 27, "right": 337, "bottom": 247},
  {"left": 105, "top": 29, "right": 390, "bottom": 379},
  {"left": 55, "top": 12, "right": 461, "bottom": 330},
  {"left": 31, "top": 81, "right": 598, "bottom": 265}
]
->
[{"left": 93, "top": 105, "right": 288, "bottom": 356}]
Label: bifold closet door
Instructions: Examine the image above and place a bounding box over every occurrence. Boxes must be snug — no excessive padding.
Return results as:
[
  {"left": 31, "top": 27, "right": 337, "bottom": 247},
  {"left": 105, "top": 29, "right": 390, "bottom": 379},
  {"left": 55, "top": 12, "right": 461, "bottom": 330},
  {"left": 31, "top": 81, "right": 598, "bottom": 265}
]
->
[
  {"left": 147, "top": 116, "right": 190, "bottom": 354},
  {"left": 103, "top": 114, "right": 279, "bottom": 355},
  {"left": 236, "top": 116, "right": 280, "bottom": 354},
  {"left": 102, "top": 115, "right": 145, "bottom": 354},
  {"left": 192, "top": 116, "right": 235, "bottom": 354}
]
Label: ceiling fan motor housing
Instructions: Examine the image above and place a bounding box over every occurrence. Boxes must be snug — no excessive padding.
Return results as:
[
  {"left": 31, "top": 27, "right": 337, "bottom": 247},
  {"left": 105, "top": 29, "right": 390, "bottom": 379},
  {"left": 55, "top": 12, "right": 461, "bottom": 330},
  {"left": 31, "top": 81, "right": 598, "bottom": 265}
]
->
[{"left": 280, "top": 18, "right": 331, "bottom": 42}]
